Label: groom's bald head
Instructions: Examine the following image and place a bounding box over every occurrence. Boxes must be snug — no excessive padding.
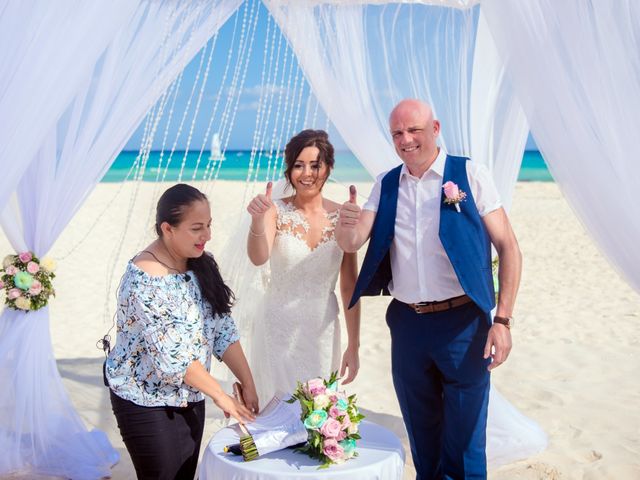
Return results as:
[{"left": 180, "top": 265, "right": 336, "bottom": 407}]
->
[{"left": 389, "top": 99, "right": 440, "bottom": 175}]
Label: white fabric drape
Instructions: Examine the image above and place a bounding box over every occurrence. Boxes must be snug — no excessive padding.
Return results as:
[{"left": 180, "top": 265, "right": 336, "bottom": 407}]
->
[
  {"left": 482, "top": 0, "right": 640, "bottom": 293},
  {"left": 0, "top": 1, "right": 136, "bottom": 212},
  {"left": 265, "top": 1, "right": 527, "bottom": 208},
  {"left": 470, "top": 11, "right": 528, "bottom": 212},
  {"left": 0, "top": 1, "right": 242, "bottom": 477}
]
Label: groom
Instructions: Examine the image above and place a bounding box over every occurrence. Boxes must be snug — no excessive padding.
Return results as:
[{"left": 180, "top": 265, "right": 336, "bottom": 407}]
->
[{"left": 336, "top": 99, "right": 521, "bottom": 479}]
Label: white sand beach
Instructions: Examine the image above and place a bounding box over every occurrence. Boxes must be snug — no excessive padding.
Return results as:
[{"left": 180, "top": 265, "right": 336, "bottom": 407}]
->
[{"left": 1, "top": 180, "right": 638, "bottom": 479}]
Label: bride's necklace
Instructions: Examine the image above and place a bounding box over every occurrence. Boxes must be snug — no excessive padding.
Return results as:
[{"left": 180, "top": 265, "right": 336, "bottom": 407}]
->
[{"left": 142, "top": 248, "right": 191, "bottom": 282}]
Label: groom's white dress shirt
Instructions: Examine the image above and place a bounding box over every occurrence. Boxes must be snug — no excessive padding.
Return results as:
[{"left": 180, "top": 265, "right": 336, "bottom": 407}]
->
[{"left": 363, "top": 148, "right": 501, "bottom": 304}]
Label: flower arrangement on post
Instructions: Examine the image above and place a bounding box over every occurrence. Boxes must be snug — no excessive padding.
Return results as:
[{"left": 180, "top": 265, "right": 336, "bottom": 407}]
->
[
  {"left": 286, "top": 371, "right": 365, "bottom": 468},
  {"left": 1, "top": 252, "right": 56, "bottom": 311},
  {"left": 442, "top": 181, "right": 467, "bottom": 212}
]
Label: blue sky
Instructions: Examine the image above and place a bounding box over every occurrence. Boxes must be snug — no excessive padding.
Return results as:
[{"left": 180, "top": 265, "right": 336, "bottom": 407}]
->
[{"left": 125, "top": 4, "right": 537, "bottom": 152}]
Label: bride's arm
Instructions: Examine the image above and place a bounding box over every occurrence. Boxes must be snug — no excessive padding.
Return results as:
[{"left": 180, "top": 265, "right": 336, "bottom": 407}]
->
[
  {"left": 339, "top": 252, "right": 360, "bottom": 384},
  {"left": 246, "top": 183, "right": 277, "bottom": 266}
]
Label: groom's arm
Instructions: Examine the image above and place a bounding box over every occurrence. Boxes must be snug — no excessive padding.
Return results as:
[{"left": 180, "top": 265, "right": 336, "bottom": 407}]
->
[
  {"left": 482, "top": 207, "right": 521, "bottom": 371},
  {"left": 483, "top": 207, "right": 522, "bottom": 319}
]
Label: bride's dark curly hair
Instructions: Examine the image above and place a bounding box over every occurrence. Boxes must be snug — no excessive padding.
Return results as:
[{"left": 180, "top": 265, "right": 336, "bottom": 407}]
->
[
  {"left": 155, "top": 184, "right": 234, "bottom": 315},
  {"left": 283, "top": 129, "right": 335, "bottom": 189}
]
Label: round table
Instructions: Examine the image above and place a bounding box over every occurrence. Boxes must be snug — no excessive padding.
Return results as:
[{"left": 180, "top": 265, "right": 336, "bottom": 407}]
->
[{"left": 200, "top": 421, "right": 405, "bottom": 479}]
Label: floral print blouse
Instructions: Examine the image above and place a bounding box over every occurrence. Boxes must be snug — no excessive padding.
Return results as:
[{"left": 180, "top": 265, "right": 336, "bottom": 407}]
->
[{"left": 105, "top": 261, "right": 239, "bottom": 407}]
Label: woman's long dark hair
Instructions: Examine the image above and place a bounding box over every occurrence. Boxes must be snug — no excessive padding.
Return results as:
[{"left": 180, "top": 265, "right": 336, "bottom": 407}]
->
[{"left": 155, "top": 184, "right": 234, "bottom": 316}]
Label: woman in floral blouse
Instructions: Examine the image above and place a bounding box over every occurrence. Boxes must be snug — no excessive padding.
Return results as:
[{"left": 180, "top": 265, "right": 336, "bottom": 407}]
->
[{"left": 105, "top": 183, "right": 258, "bottom": 480}]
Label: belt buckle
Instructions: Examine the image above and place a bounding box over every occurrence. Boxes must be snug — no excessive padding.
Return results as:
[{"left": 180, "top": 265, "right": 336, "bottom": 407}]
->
[{"left": 413, "top": 301, "right": 435, "bottom": 314}]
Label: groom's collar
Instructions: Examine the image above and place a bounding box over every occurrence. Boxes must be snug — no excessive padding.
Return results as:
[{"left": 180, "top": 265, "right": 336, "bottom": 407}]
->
[{"left": 400, "top": 147, "right": 447, "bottom": 180}]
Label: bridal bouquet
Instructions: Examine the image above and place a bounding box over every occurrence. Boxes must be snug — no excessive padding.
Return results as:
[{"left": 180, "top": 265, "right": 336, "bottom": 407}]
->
[
  {"left": 1, "top": 252, "right": 56, "bottom": 311},
  {"left": 287, "top": 371, "right": 365, "bottom": 468}
]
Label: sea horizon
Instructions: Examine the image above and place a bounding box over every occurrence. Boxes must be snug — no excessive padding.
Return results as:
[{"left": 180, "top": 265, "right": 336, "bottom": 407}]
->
[{"left": 103, "top": 149, "right": 552, "bottom": 183}]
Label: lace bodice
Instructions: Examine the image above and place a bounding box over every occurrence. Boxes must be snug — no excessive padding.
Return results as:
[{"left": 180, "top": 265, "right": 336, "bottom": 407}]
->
[{"left": 267, "top": 199, "right": 343, "bottom": 299}]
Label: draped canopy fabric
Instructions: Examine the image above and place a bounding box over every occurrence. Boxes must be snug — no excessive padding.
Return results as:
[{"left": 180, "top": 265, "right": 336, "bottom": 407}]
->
[
  {"left": 0, "top": 1, "right": 137, "bottom": 214},
  {"left": 481, "top": 0, "right": 640, "bottom": 292},
  {"left": 0, "top": 1, "right": 242, "bottom": 477},
  {"left": 264, "top": 0, "right": 528, "bottom": 211},
  {"left": 1, "top": 0, "right": 640, "bottom": 477}
]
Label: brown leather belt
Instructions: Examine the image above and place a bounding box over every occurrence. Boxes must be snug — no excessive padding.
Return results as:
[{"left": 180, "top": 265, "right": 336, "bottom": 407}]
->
[{"left": 407, "top": 294, "right": 473, "bottom": 314}]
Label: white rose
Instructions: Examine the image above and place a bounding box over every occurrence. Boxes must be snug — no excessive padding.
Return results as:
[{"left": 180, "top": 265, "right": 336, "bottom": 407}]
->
[
  {"left": 3, "top": 255, "right": 14, "bottom": 268},
  {"left": 313, "top": 394, "right": 330, "bottom": 410},
  {"left": 40, "top": 257, "right": 57, "bottom": 272},
  {"left": 14, "top": 296, "right": 31, "bottom": 310},
  {"left": 347, "top": 423, "right": 358, "bottom": 435}
]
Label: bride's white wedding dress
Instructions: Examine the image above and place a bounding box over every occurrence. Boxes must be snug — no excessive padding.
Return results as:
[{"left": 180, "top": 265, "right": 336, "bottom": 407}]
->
[{"left": 251, "top": 199, "right": 343, "bottom": 405}]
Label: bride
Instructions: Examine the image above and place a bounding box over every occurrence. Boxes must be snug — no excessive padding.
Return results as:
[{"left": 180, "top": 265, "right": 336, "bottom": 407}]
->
[{"left": 245, "top": 129, "right": 360, "bottom": 404}]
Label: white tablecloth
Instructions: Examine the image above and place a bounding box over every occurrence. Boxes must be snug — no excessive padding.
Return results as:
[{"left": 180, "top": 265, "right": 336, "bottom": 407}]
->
[{"left": 200, "top": 421, "right": 405, "bottom": 480}]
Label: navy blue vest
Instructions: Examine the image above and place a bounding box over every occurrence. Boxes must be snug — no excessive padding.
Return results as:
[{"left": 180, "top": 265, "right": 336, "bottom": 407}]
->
[{"left": 349, "top": 155, "right": 496, "bottom": 314}]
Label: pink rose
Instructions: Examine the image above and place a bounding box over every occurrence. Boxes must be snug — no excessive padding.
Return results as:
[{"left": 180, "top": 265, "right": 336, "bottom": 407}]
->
[
  {"left": 18, "top": 252, "right": 32, "bottom": 263},
  {"left": 337, "top": 430, "right": 347, "bottom": 441},
  {"left": 322, "top": 438, "right": 345, "bottom": 462},
  {"left": 329, "top": 406, "right": 340, "bottom": 418},
  {"left": 26, "top": 261, "right": 39, "bottom": 274},
  {"left": 320, "top": 418, "right": 342, "bottom": 438},
  {"left": 8, "top": 288, "right": 21, "bottom": 299},
  {"left": 29, "top": 280, "right": 43, "bottom": 296},
  {"left": 442, "top": 181, "right": 459, "bottom": 199},
  {"left": 306, "top": 378, "right": 326, "bottom": 396},
  {"left": 5, "top": 265, "right": 17, "bottom": 275}
]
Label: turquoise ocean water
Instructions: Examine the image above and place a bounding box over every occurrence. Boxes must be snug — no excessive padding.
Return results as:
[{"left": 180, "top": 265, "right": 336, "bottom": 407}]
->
[{"left": 102, "top": 150, "right": 551, "bottom": 183}]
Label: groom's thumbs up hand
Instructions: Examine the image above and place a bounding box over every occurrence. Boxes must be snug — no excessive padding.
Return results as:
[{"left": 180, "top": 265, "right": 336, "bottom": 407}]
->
[
  {"left": 339, "top": 185, "right": 361, "bottom": 229},
  {"left": 247, "top": 181, "right": 274, "bottom": 219}
]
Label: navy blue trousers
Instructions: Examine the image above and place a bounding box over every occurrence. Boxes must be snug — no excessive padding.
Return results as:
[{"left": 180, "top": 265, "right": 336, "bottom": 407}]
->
[{"left": 386, "top": 299, "right": 491, "bottom": 480}]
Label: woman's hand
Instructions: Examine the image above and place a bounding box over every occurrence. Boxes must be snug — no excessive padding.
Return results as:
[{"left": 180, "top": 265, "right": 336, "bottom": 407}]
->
[
  {"left": 340, "top": 345, "right": 360, "bottom": 385},
  {"left": 246, "top": 182, "right": 273, "bottom": 223},
  {"left": 213, "top": 392, "right": 256, "bottom": 424}
]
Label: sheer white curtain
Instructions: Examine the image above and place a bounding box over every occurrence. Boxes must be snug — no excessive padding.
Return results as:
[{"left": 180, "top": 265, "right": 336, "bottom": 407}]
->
[
  {"left": 482, "top": 0, "right": 640, "bottom": 293},
  {"left": 0, "top": 1, "right": 136, "bottom": 212},
  {"left": 265, "top": 0, "right": 527, "bottom": 207},
  {"left": 0, "top": 1, "right": 242, "bottom": 477},
  {"left": 264, "top": 0, "right": 545, "bottom": 468},
  {"left": 470, "top": 11, "right": 528, "bottom": 212}
]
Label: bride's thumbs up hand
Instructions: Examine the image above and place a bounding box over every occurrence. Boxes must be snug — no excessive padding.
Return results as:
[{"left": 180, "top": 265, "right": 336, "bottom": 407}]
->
[
  {"left": 247, "top": 181, "right": 274, "bottom": 221},
  {"left": 339, "top": 185, "right": 361, "bottom": 228}
]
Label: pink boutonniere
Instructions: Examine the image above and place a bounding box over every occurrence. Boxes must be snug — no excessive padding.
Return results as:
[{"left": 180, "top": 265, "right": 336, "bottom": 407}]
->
[{"left": 442, "top": 181, "right": 467, "bottom": 213}]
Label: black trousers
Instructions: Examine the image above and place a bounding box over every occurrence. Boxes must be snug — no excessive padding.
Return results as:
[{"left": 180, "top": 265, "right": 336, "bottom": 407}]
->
[{"left": 110, "top": 389, "right": 206, "bottom": 480}]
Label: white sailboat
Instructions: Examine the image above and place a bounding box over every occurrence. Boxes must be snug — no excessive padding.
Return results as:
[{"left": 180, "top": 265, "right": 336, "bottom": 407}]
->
[{"left": 209, "top": 132, "right": 225, "bottom": 161}]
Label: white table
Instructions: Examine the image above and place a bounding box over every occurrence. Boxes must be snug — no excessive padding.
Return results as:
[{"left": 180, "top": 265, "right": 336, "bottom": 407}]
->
[{"left": 200, "top": 421, "right": 405, "bottom": 480}]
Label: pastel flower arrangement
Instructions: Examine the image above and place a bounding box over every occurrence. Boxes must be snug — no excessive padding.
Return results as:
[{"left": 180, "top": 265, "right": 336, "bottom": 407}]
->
[
  {"left": 442, "top": 181, "right": 467, "bottom": 212},
  {"left": 287, "top": 371, "right": 365, "bottom": 468},
  {"left": 1, "top": 252, "right": 56, "bottom": 311}
]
